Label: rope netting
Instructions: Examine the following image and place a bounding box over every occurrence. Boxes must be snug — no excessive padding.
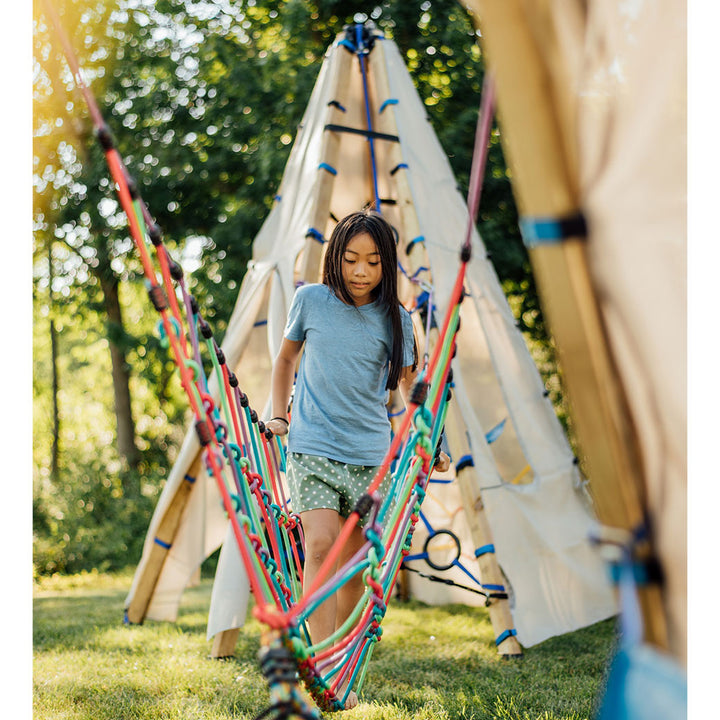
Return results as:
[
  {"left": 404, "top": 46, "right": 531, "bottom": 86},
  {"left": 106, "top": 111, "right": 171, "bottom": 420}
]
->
[{"left": 44, "top": 4, "right": 494, "bottom": 716}]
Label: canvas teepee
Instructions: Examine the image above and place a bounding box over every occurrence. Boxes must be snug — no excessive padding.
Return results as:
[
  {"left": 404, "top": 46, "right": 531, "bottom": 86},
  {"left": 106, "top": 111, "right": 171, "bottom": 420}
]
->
[{"left": 125, "top": 23, "right": 617, "bottom": 656}]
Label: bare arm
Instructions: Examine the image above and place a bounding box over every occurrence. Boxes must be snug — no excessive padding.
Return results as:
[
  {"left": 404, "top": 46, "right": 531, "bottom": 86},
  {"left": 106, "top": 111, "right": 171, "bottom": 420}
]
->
[
  {"left": 397, "top": 364, "right": 451, "bottom": 473},
  {"left": 266, "top": 337, "right": 303, "bottom": 437},
  {"left": 397, "top": 364, "right": 417, "bottom": 409}
]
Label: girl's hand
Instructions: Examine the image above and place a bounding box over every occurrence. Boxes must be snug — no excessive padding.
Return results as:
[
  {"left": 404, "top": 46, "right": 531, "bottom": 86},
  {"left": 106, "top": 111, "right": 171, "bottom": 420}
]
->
[
  {"left": 266, "top": 418, "right": 289, "bottom": 436},
  {"left": 434, "top": 451, "right": 451, "bottom": 473}
]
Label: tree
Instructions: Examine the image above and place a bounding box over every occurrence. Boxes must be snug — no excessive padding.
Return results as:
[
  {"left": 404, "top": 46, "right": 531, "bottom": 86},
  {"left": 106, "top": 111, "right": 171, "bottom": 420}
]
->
[{"left": 33, "top": 0, "right": 556, "bottom": 574}]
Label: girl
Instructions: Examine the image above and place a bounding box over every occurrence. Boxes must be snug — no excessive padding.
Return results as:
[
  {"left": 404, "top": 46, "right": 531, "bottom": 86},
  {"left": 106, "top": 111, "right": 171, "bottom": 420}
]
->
[{"left": 266, "top": 210, "right": 449, "bottom": 708}]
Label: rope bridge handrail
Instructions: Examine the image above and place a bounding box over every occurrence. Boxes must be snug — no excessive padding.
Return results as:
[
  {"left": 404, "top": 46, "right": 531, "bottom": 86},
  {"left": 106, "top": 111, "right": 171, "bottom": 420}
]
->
[{"left": 44, "top": 5, "right": 494, "bottom": 716}]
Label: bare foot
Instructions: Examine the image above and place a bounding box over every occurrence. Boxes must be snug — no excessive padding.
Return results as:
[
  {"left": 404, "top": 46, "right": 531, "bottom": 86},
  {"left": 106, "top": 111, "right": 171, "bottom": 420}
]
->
[{"left": 343, "top": 690, "right": 358, "bottom": 710}]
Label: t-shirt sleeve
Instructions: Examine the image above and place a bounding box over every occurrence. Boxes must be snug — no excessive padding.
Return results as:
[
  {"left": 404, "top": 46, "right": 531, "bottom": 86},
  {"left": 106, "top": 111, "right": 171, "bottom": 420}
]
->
[
  {"left": 401, "top": 307, "right": 415, "bottom": 367},
  {"left": 284, "top": 287, "right": 307, "bottom": 342}
]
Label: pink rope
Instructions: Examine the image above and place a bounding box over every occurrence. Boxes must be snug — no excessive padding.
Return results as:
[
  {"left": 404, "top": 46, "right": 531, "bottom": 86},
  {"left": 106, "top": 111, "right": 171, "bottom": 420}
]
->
[{"left": 464, "top": 72, "right": 496, "bottom": 250}]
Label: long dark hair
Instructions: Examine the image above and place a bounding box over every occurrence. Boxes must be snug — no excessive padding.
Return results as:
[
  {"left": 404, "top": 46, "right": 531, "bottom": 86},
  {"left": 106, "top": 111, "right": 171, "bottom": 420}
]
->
[{"left": 323, "top": 210, "right": 410, "bottom": 391}]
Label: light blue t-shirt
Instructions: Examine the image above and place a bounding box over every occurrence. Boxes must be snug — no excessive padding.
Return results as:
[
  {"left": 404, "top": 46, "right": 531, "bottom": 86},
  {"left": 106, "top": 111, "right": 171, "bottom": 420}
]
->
[{"left": 284, "top": 283, "right": 414, "bottom": 466}]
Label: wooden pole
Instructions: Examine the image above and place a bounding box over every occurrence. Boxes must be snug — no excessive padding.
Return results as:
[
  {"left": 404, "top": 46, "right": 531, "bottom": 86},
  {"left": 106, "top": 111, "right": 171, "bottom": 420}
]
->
[
  {"left": 461, "top": 0, "right": 668, "bottom": 649},
  {"left": 370, "top": 38, "right": 523, "bottom": 657},
  {"left": 296, "top": 44, "right": 354, "bottom": 283},
  {"left": 125, "top": 456, "right": 202, "bottom": 624}
]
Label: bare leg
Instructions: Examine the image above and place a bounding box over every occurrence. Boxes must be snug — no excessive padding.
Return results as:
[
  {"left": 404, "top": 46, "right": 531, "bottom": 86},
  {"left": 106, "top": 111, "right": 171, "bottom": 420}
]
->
[
  {"left": 336, "top": 522, "right": 366, "bottom": 709},
  {"left": 300, "top": 508, "right": 341, "bottom": 644},
  {"left": 335, "top": 522, "right": 367, "bottom": 631},
  {"left": 301, "top": 510, "right": 364, "bottom": 709}
]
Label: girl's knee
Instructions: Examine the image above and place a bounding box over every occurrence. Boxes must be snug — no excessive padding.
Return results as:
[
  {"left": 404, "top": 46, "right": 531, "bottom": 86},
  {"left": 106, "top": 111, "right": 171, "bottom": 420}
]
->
[{"left": 304, "top": 529, "right": 337, "bottom": 563}]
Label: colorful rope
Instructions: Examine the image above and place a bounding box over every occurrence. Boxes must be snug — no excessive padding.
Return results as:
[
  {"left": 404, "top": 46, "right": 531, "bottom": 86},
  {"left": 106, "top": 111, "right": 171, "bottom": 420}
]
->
[{"left": 45, "top": 8, "right": 494, "bottom": 716}]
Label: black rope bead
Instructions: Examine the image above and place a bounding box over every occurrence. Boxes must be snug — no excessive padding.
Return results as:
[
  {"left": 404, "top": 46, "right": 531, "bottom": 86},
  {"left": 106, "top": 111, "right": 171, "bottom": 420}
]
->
[
  {"left": 148, "top": 223, "right": 163, "bottom": 247},
  {"left": 96, "top": 124, "right": 114, "bottom": 150},
  {"left": 169, "top": 260, "right": 183, "bottom": 281},
  {"left": 195, "top": 419, "right": 212, "bottom": 446},
  {"left": 353, "top": 493, "right": 374, "bottom": 520},
  {"left": 409, "top": 380, "right": 428, "bottom": 406},
  {"left": 148, "top": 285, "right": 167, "bottom": 312},
  {"left": 126, "top": 175, "right": 139, "bottom": 199}
]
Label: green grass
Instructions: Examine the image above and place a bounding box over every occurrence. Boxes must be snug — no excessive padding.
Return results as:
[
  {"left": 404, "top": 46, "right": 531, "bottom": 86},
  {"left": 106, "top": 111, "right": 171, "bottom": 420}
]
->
[{"left": 33, "top": 572, "right": 616, "bottom": 719}]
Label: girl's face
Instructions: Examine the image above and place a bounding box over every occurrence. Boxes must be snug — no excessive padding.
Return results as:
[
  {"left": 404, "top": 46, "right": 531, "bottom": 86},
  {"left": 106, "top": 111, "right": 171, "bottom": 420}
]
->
[{"left": 341, "top": 232, "right": 382, "bottom": 306}]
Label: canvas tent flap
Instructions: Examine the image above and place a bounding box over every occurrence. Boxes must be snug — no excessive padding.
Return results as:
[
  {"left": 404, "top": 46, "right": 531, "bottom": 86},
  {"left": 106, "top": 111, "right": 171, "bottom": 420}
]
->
[
  {"left": 381, "top": 38, "right": 616, "bottom": 644},
  {"left": 206, "top": 523, "right": 251, "bottom": 641}
]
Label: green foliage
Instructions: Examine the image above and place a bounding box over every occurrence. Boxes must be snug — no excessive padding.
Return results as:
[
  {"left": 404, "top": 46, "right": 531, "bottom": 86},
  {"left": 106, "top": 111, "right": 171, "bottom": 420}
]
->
[
  {"left": 33, "top": 0, "right": 569, "bottom": 576},
  {"left": 33, "top": 575, "right": 616, "bottom": 719},
  {"left": 33, "top": 273, "right": 186, "bottom": 575}
]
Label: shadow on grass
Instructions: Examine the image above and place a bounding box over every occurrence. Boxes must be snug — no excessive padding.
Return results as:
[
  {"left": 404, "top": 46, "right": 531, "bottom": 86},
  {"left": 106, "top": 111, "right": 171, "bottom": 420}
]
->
[{"left": 34, "top": 580, "right": 226, "bottom": 651}]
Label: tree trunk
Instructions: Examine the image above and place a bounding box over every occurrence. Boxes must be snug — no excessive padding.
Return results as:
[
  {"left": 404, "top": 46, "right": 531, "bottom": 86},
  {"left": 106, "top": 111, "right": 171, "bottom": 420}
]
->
[
  {"left": 48, "top": 244, "right": 60, "bottom": 481},
  {"left": 98, "top": 272, "right": 141, "bottom": 469}
]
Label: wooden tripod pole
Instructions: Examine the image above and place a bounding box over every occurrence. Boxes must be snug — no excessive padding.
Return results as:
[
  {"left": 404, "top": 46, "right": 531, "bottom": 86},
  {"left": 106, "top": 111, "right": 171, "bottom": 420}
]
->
[
  {"left": 461, "top": 0, "right": 668, "bottom": 649},
  {"left": 296, "top": 45, "right": 355, "bottom": 283},
  {"left": 125, "top": 456, "right": 202, "bottom": 624}
]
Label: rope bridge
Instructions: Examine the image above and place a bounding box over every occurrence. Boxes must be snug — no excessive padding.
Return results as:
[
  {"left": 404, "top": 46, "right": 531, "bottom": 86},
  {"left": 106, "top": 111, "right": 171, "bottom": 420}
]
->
[{"left": 44, "top": 3, "right": 492, "bottom": 716}]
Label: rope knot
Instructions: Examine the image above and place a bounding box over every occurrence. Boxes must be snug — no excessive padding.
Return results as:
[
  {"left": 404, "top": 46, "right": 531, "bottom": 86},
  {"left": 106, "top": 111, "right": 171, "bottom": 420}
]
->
[{"left": 363, "top": 525, "right": 384, "bottom": 558}]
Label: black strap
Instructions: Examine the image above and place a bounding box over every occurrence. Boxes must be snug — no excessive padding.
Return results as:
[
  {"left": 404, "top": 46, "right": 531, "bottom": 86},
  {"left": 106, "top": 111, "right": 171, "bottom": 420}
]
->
[{"left": 324, "top": 123, "right": 399, "bottom": 142}]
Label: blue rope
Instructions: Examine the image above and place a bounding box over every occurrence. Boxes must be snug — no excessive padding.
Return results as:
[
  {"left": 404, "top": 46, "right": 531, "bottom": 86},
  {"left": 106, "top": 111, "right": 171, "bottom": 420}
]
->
[
  {"left": 338, "top": 38, "right": 356, "bottom": 53},
  {"left": 306, "top": 228, "right": 325, "bottom": 244},
  {"left": 519, "top": 213, "right": 587, "bottom": 248},
  {"left": 355, "top": 24, "right": 381, "bottom": 211},
  {"left": 318, "top": 162, "right": 337, "bottom": 175},
  {"left": 495, "top": 628, "right": 517, "bottom": 646},
  {"left": 475, "top": 544, "right": 495, "bottom": 557},
  {"left": 379, "top": 98, "right": 398, "bottom": 113}
]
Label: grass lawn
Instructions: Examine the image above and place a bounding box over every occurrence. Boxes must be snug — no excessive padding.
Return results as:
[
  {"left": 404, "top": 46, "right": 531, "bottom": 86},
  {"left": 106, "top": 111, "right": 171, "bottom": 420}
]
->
[{"left": 33, "top": 571, "right": 616, "bottom": 719}]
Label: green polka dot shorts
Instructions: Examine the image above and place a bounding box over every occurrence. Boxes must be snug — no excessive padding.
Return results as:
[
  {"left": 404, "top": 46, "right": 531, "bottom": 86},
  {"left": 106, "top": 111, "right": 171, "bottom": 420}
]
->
[{"left": 286, "top": 452, "right": 390, "bottom": 523}]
